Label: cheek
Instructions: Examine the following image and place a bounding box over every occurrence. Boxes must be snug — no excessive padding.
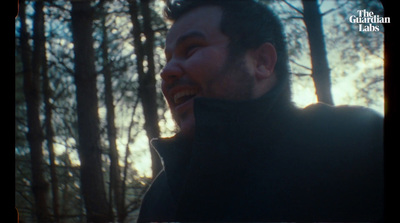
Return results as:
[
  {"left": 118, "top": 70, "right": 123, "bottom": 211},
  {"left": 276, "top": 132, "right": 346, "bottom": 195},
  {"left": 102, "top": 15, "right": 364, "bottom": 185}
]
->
[{"left": 186, "top": 48, "right": 227, "bottom": 84}]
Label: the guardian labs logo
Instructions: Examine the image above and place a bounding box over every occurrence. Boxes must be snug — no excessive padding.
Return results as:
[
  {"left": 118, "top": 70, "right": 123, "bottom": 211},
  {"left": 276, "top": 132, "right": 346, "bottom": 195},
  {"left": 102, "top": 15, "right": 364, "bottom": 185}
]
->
[{"left": 349, "top": 9, "right": 390, "bottom": 32}]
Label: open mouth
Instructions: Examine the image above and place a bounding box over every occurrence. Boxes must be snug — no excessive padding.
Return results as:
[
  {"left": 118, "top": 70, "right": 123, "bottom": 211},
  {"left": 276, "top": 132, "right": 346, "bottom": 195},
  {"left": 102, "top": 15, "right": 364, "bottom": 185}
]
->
[{"left": 173, "top": 89, "right": 198, "bottom": 106}]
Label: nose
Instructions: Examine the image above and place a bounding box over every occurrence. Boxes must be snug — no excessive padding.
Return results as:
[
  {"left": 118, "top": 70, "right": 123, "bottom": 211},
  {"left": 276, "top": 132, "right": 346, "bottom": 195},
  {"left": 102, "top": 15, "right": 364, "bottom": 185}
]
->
[{"left": 160, "top": 59, "right": 184, "bottom": 84}]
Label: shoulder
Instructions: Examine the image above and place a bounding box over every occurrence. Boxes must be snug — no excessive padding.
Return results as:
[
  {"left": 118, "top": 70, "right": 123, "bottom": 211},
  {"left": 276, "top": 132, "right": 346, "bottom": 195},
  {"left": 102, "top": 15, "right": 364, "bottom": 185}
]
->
[
  {"left": 301, "top": 103, "right": 383, "bottom": 131},
  {"left": 139, "top": 171, "right": 171, "bottom": 205},
  {"left": 303, "top": 102, "right": 382, "bottom": 119},
  {"left": 298, "top": 103, "right": 384, "bottom": 220},
  {"left": 138, "top": 171, "right": 177, "bottom": 222},
  {"left": 297, "top": 103, "right": 383, "bottom": 167}
]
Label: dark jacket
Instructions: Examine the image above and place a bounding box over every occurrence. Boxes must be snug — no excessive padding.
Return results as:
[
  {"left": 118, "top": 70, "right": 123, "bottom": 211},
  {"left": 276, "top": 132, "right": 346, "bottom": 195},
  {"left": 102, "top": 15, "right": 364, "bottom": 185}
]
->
[{"left": 137, "top": 86, "right": 384, "bottom": 222}]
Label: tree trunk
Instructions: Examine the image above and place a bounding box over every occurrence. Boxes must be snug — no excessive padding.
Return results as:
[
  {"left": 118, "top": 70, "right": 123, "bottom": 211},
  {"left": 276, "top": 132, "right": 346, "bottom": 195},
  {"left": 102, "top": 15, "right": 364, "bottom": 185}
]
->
[
  {"left": 39, "top": 0, "right": 60, "bottom": 221},
  {"left": 122, "top": 97, "right": 140, "bottom": 207},
  {"left": 44, "top": 60, "right": 60, "bottom": 223},
  {"left": 70, "top": 1, "right": 113, "bottom": 221},
  {"left": 302, "top": 0, "right": 334, "bottom": 105},
  {"left": 128, "top": 0, "right": 162, "bottom": 178},
  {"left": 100, "top": 14, "right": 126, "bottom": 222},
  {"left": 140, "top": 0, "right": 163, "bottom": 177},
  {"left": 20, "top": 1, "right": 52, "bottom": 221}
]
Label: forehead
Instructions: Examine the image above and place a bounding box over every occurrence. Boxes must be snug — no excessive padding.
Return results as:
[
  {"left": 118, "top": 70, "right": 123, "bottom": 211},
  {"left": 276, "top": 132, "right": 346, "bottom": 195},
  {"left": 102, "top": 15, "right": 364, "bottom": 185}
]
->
[{"left": 165, "top": 6, "right": 224, "bottom": 49}]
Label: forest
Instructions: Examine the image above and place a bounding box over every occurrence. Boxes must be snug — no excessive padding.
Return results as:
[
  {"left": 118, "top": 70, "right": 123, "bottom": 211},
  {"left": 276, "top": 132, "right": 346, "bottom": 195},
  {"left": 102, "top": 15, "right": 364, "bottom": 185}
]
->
[{"left": 15, "top": 0, "right": 385, "bottom": 222}]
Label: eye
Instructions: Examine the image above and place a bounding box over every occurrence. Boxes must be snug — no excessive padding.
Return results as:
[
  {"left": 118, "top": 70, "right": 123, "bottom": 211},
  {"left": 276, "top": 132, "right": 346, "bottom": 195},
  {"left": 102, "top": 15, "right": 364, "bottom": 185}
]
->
[{"left": 185, "top": 45, "right": 200, "bottom": 58}]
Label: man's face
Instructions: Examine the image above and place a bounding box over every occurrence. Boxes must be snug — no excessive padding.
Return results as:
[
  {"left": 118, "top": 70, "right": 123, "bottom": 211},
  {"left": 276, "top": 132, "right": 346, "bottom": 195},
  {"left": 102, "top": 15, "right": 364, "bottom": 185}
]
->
[{"left": 161, "top": 6, "right": 256, "bottom": 138}]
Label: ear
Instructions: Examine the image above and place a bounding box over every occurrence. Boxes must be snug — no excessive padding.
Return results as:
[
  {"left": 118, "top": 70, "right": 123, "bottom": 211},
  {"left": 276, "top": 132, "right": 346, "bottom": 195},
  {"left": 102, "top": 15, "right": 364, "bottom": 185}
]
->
[{"left": 253, "top": 43, "right": 277, "bottom": 80}]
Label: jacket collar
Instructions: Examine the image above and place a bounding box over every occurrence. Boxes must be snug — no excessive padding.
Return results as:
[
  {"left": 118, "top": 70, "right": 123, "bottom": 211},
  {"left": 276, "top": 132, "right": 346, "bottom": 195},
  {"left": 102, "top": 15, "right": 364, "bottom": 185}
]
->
[
  {"left": 194, "top": 82, "right": 286, "bottom": 128},
  {"left": 152, "top": 81, "right": 294, "bottom": 161}
]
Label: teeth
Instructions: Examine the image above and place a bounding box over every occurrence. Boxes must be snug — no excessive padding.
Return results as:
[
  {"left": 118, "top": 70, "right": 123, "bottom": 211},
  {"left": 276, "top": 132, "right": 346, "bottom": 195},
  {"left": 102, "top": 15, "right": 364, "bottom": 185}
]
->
[{"left": 173, "top": 90, "right": 197, "bottom": 104}]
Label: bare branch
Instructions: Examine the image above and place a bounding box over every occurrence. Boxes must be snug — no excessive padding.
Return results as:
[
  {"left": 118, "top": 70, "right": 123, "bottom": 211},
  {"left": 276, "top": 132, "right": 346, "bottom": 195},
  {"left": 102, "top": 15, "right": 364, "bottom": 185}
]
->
[
  {"left": 365, "top": 76, "right": 384, "bottom": 88},
  {"left": 290, "top": 59, "right": 312, "bottom": 70},
  {"left": 47, "top": 50, "right": 75, "bottom": 75},
  {"left": 292, "top": 72, "right": 312, "bottom": 77},
  {"left": 283, "top": 0, "right": 304, "bottom": 15},
  {"left": 16, "top": 190, "right": 35, "bottom": 206},
  {"left": 321, "top": 0, "right": 349, "bottom": 17},
  {"left": 287, "top": 16, "right": 304, "bottom": 20}
]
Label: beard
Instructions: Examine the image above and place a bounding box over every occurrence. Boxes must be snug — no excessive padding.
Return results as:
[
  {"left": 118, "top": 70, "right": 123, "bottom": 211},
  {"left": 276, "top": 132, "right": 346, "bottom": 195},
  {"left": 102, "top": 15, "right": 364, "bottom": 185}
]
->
[{"left": 203, "top": 53, "right": 256, "bottom": 101}]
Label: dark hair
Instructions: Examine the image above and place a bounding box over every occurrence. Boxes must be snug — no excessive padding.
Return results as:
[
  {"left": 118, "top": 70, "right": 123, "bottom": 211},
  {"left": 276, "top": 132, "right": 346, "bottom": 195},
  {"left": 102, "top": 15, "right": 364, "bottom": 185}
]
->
[{"left": 165, "top": 0, "right": 291, "bottom": 100}]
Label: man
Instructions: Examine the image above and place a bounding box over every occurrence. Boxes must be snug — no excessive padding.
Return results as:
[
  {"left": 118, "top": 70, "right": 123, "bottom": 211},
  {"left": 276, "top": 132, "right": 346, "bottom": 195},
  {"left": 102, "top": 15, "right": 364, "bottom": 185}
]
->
[{"left": 138, "top": 0, "right": 384, "bottom": 222}]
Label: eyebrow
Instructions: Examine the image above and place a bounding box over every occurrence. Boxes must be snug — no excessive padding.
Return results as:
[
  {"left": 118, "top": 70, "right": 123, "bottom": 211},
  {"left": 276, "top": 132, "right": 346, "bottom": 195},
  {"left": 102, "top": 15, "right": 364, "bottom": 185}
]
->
[
  {"left": 175, "top": 31, "right": 206, "bottom": 47},
  {"left": 165, "top": 31, "right": 207, "bottom": 56}
]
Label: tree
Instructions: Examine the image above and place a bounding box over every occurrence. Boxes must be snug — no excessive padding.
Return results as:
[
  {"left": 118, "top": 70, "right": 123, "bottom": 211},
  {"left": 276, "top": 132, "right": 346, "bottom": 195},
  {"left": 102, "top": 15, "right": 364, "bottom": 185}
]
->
[
  {"left": 128, "top": 0, "right": 163, "bottom": 178},
  {"left": 19, "top": 1, "right": 52, "bottom": 221},
  {"left": 99, "top": 2, "right": 126, "bottom": 221},
  {"left": 16, "top": 0, "right": 167, "bottom": 221},
  {"left": 39, "top": 2, "right": 61, "bottom": 222},
  {"left": 70, "top": 1, "right": 113, "bottom": 221},
  {"left": 302, "top": 0, "right": 334, "bottom": 105},
  {"left": 276, "top": 0, "right": 383, "bottom": 110}
]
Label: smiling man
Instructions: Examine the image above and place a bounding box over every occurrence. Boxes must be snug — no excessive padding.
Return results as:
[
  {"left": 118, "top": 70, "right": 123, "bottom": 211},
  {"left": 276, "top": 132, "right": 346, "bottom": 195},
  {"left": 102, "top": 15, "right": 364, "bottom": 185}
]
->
[
  {"left": 137, "top": 0, "right": 384, "bottom": 222},
  {"left": 161, "top": 7, "right": 279, "bottom": 138}
]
